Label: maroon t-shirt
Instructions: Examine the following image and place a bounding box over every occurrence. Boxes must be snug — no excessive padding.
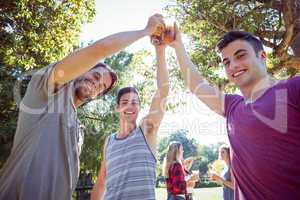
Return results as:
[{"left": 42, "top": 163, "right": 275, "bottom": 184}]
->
[{"left": 225, "top": 77, "right": 300, "bottom": 200}]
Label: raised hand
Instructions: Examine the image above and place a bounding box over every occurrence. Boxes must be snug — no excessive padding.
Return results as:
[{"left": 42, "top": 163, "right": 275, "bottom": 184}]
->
[
  {"left": 191, "top": 172, "right": 199, "bottom": 182},
  {"left": 209, "top": 172, "right": 222, "bottom": 183},
  {"left": 168, "top": 22, "right": 183, "bottom": 48},
  {"left": 145, "top": 14, "right": 165, "bottom": 36}
]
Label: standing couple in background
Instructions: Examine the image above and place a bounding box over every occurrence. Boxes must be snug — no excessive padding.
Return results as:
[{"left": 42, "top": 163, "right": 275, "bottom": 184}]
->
[
  {"left": 163, "top": 142, "right": 234, "bottom": 200},
  {"left": 1, "top": 11, "right": 300, "bottom": 200}
]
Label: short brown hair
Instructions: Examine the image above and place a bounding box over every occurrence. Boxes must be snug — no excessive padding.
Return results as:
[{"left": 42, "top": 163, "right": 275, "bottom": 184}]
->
[
  {"left": 216, "top": 31, "right": 264, "bottom": 54},
  {"left": 116, "top": 87, "right": 139, "bottom": 105},
  {"left": 92, "top": 62, "right": 118, "bottom": 96}
]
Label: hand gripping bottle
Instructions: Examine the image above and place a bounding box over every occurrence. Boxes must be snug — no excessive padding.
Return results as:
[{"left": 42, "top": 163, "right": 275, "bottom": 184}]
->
[{"left": 151, "top": 23, "right": 175, "bottom": 45}]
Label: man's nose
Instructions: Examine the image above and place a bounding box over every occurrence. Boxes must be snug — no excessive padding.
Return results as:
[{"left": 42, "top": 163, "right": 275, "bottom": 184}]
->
[{"left": 229, "top": 59, "right": 239, "bottom": 71}]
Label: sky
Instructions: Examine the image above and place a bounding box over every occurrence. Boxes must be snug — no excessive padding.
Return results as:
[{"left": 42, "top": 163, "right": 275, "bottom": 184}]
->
[
  {"left": 79, "top": 0, "right": 228, "bottom": 144},
  {"left": 80, "top": 0, "right": 175, "bottom": 50}
]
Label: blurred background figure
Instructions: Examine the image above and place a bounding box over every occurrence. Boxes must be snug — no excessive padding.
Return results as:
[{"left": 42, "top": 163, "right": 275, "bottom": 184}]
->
[
  {"left": 209, "top": 145, "right": 234, "bottom": 200},
  {"left": 163, "top": 142, "right": 187, "bottom": 200},
  {"left": 183, "top": 157, "right": 199, "bottom": 200}
]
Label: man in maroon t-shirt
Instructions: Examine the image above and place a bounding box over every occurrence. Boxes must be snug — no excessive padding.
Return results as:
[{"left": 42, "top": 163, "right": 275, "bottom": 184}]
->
[{"left": 168, "top": 24, "right": 300, "bottom": 199}]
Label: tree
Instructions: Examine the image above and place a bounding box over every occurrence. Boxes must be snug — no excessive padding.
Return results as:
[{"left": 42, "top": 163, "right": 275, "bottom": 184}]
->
[
  {"left": 157, "top": 131, "right": 225, "bottom": 187},
  {"left": 78, "top": 51, "right": 134, "bottom": 174},
  {"left": 0, "top": 66, "right": 20, "bottom": 167},
  {"left": 210, "top": 159, "right": 225, "bottom": 176},
  {"left": 0, "top": 0, "right": 96, "bottom": 168},
  {"left": 196, "top": 143, "right": 223, "bottom": 174},
  {"left": 0, "top": 0, "right": 96, "bottom": 69},
  {"left": 158, "top": 129, "right": 199, "bottom": 163},
  {"left": 156, "top": 129, "right": 199, "bottom": 186},
  {"left": 168, "top": 0, "right": 300, "bottom": 90},
  {"left": 79, "top": 50, "right": 164, "bottom": 176}
]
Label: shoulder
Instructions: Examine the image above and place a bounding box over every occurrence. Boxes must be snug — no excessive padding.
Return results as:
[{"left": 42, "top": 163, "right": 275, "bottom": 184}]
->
[
  {"left": 140, "top": 117, "right": 156, "bottom": 135},
  {"left": 225, "top": 93, "right": 243, "bottom": 103},
  {"left": 274, "top": 77, "right": 300, "bottom": 104},
  {"left": 273, "top": 76, "right": 300, "bottom": 89},
  {"left": 25, "top": 62, "right": 69, "bottom": 100},
  {"left": 284, "top": 76, "right": 300, "bottom": 89},
  {"left": 286, "top": 76, "right": 300, "bottom": 83},
  {"left": 29, "top": 62, "right": 57, "bottom": 88},
  {"left": 224, "top": 94, "right": 243, "bottom": 117},
  {"left": 104, "top": 134, "right": 116, "bottom": 149}
]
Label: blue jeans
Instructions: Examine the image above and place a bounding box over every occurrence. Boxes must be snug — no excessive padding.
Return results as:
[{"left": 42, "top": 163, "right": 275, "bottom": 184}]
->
[{"left": 167, "top": 193, "right": 186, "bottom": 200}]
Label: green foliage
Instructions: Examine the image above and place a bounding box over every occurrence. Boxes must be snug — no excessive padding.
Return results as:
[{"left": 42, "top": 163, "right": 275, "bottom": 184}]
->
[
  {"left": 157, "top": 130, "right": 225, "bottom": 187},
  {"left": 0, "top": 64, "right": 32, "bottom": 168},
  {"left": 78, "top": 51, "right": 133, "bottom": 175},
  {"left": 78, "top": 48, "right": 188, "bottom": 178},
  {"left": 167, "top": 0, "right": 300, "bottom": 89},
  {"left": 158, "top": 129, "right": 198, "bottom": 163},
  {"left": 157, "top": 129, "right": 221, "bottom": 171},
  {"left": 196, "top": 142, "right": 224, "bottom": 175},
  {"left": 78, "top": 50, "right": 161, "bottom": 176},
  {"left": 0, "top": 0, "right": 96, "bottom": 168},
  {"left": 0, "top": 0, "right": 96, "bottom": 70},
  {"left": 0, "top": 66, "right": 18, "bottom": 167}
]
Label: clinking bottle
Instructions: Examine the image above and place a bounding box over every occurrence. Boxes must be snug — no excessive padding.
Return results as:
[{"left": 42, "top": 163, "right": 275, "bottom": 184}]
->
[{"left": 151, "top": 23, "right": 176, "bottom": 45}]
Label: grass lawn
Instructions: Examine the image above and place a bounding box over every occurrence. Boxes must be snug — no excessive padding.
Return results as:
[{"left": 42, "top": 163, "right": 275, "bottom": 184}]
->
[{"left": 155, "top": 187, "right": 223, "bottom": 200}]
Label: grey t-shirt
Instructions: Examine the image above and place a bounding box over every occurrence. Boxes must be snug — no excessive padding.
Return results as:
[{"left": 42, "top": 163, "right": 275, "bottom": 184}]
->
[{"left": 0, "top": 63, "right": 83, "bottom": 200}]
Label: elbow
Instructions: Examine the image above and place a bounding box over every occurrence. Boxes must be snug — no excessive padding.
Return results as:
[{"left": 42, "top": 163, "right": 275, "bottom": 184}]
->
[
  {"left": 188, "top": 83, "right": 199, "bottom": 94},
  {"left": 91, "top": 40, "right": 112, "bottom": 58},
  {"left": 160, "top": 90, "right": 169, "bottom": 99},
  {"left": 159, "top": 84, "right": 169, "bottom": 98}
]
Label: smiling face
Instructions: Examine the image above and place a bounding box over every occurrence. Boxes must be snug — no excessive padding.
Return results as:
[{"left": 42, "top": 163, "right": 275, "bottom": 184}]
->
[
  {"left": 74, "top": 67, "right": 113, "bottom": 103},
  {"left": 220, "top": 39, "right": 267, "bottom": 90},
  {"left": 116, "top": 91, "right": 140, "bottom": 123},
  {"left": 219, "top": 148, "right": 228, "bottom": 161}
]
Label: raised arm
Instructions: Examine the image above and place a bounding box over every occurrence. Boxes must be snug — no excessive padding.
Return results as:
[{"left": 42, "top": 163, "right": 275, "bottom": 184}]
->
[
  {"left": 183, "top": 157, "right": 194, "bottom": 171},
  {"left": 49, "top": 14, "right": 164, "bottom": 90},
  {"left": 170, "top": 24, "right": 225, "bottom": 116},
  {"left": 141, "top": 45, "right": 169, "bottom": 153}
]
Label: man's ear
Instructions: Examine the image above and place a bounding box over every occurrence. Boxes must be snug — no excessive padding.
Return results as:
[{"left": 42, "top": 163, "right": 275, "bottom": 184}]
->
[{"left": 260, "top": 51, "right": 267, "bottom": 60}]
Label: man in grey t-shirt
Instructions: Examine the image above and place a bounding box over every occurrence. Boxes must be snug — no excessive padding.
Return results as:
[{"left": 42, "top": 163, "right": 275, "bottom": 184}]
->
[{"left": 0, "top": 14, "right": 164, "bottom": 200}]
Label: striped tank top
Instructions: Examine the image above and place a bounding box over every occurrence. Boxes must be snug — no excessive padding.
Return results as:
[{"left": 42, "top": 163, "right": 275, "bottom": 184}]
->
[{"left": 103, "top": 126, "right": 157, "bottom": 200}]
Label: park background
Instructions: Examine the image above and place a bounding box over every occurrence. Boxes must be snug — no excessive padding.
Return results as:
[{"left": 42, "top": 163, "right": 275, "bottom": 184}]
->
[{"left": 1, "top": 0, "right": 299, "bottom": 199}]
